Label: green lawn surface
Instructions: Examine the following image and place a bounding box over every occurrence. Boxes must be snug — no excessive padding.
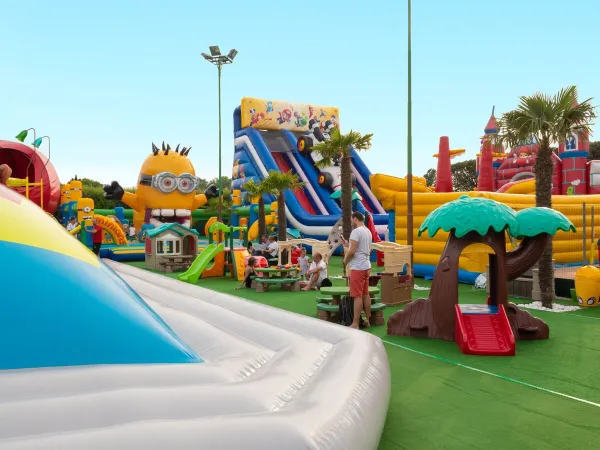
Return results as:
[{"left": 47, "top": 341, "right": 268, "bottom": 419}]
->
[{"left": 126, "top": 257, "right": 600, "bottom": 449}]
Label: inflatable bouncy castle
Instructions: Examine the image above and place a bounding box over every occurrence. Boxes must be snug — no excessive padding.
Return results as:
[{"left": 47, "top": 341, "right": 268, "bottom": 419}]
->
[
  {"left": 0, "top": 140, "right": 60, "bottom": 214},
  {"left": 474, "top": 108, "right": 598, "bottom": 196}
]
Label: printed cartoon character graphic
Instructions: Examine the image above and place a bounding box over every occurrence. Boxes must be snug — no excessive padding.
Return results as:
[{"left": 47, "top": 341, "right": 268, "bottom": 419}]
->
[
  {"left": 512, "top": 147, "right": 532, "bottom": 166},
  {"left": 308, "top": 106, "right": 315, "bottom": 119},
  {"left": 265, "top": 101, "right": 274, "bottom": 113},
  {"left": 319, "top": 109, "right": 326, "bottom": 118},
  {"left": 104, "top": 142, "right": 218, "bottom": 231},
  {"left": 249, "top": 108, "right": 265, "bottom": 126},
  {"left": 294, "top": 111, "right": 308, "bottom": 127},
  {"left": 277, "top": 109, "right": 293, "bottom": 125}
]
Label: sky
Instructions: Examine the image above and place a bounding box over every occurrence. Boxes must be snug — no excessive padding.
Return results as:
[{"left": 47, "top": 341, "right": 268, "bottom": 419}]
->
[{"left": 1, "top": 0, "right": 599, "bottom": 187}]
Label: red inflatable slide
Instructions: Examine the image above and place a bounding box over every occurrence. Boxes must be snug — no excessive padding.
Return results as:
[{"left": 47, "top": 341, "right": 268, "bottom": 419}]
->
[
  {"left": 0, "top": 140, "right": 60, "bottom": 214},
  {"left": 365, "top": 211, "right": 384, "bottom": 266}
]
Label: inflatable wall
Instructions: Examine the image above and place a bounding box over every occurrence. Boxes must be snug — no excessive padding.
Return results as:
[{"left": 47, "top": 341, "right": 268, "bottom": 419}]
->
[{"left": 371, "top": 174, "right": 599, "bottom": 279}]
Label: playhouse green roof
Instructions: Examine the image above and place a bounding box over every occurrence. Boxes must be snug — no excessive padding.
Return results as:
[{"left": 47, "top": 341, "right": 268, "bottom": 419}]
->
[{"left": 146, "top": 223, "right": 199, "bottom": 238}]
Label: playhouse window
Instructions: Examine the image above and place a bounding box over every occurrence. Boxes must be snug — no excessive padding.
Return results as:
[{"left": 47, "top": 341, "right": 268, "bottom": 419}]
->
[{"left": 156, "top": 239, "right": 181, "bottom": 255}]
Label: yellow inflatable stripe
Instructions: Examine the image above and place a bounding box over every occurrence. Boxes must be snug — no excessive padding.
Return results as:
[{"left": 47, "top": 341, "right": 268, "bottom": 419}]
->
[{"left": 0, "top": 190, "right": 99, "bottom": 267}]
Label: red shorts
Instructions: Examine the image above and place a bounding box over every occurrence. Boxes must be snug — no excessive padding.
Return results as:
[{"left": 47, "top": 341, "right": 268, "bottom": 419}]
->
[{"left": 350, "top": 269, "right": 370, "bottom": 297}]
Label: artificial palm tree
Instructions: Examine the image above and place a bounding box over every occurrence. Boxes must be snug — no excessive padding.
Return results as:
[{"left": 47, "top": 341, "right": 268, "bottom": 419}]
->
[
  {"left": 243, "top": 178, "right": 274, "bottom": 238},
  {"left": 263, "top": 170, "right": 304, "bottom": 262},
  {"left": 311, "top": 129, "right": 373, "bottom": 239},
  {"left": 495, "top": 86, "right": 596, "bottom": 308}
]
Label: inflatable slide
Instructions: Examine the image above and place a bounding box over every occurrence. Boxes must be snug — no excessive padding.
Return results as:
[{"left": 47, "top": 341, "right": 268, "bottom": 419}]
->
[{"left": 231, "top": 97, "right": 388, "bottom": 240}]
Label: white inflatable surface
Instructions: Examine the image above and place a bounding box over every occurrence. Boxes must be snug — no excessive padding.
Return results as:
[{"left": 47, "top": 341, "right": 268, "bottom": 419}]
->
[{"left": 0, "top": 261, "right": 391, "bottom": 449}]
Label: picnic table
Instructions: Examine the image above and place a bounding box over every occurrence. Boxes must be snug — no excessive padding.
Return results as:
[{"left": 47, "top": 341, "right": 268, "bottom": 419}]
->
[
  {"left": 254, "top": 266, "right": 300, "bottom": 293},
  {"left": 257, "top": 267, "right": 299, "bottom": 278},
  {"left": 317, "top": 286, "right": 385, "bottom": 325},
  {"left": 319, "top": 286, "right": 380, "bottom": 305}
]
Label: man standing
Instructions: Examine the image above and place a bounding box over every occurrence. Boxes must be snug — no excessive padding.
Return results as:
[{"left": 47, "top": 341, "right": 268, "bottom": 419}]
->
[
  {"left": 91, "top": 218, "right": 104, "bottom": 256},
  {"left": 343, "top": 212, "right": 373, "bottom": 328}
]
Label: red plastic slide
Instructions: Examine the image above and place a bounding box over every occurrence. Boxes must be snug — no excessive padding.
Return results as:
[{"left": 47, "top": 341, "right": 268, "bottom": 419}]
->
[{"left": 454, "top": 304, "right": 515, "bottom": 356}]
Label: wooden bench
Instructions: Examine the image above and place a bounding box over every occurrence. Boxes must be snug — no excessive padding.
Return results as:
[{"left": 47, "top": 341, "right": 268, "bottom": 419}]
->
[
  {"left": 317, "top": 302, "right": 386, "bottom": 326},
  {"left": 255, "top": 277, "right": 300, "bottom": 293},
  {"left": 316, "top": 296, "right": 381, "bottom": 304}
]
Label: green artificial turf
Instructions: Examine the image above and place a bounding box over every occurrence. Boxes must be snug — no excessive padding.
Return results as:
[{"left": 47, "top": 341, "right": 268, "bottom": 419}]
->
[{"left": 127, "top": 257, "right": 600, "bottom": 449}]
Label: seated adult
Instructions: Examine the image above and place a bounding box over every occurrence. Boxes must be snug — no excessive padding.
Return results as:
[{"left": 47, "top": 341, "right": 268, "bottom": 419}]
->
[
  {"left": 301, "top": 252, "right": 328, "bottom": 291},
  {"left": 261, "top": 236, "right": 279, "bottom": 260},
  {"left": 250, "top": 234, "right": 269, "bottom": 256},
  {"left": 0, "top": 164, "right": 12, "bottom": 185}
]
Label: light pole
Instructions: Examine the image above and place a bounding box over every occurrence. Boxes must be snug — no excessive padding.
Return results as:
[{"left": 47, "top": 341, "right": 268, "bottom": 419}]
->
[
  {"left": 201, "top": 46, "right": 238, "bottom": 224},
  {"left": 32, "top": 136, "right": 51, "bottom": 169},
  {"left": 406, "top": 0, "right": 414, "bottom": 279}
]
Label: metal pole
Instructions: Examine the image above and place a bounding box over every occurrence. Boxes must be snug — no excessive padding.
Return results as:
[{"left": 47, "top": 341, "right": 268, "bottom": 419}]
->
[
  {"left": 592, "top": 205, "right": 595, "bottom": 265},
  {"left": 582, "top": 202, "right": 587, "bottom": 264},
  {"left": 406, "top": 0, "right": 414, "bottom": 279},
  {"left": 217, "top": 64, "right": 223, "bottom": 224}
]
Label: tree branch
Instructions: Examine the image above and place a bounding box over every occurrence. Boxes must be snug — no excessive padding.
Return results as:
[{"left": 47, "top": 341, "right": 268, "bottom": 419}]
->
[{"left": 504, "top": 234, "right": 551, "bottom": 280}]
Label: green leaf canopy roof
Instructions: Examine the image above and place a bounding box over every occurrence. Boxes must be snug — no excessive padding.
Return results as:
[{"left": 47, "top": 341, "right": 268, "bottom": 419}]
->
[
  {"left": 514, "top": 207, "right": 576, "bottom": 238},
  {"left": 418, "top": 195, "right": 576, "bottom": 239}
]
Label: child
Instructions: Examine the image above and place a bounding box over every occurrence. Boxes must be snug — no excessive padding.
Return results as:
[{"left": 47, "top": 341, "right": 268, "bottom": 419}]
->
[
  {"left": 297, "top": 247, "right": 309, "bottom": 279},
  {"left": 236, "top": 257, "right": 259, "bottom": 290},
  {"left": 91, "top": 218, "right": 103, "bottom": 256}
]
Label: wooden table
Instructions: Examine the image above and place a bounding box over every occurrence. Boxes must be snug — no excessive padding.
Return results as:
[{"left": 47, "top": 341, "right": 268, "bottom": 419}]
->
[
  {"left": 254, "top": 267, "right": 300, "bottom": 293},
  {"left": 319, "top": 286, "right": 380, "bottom": 305},
  {"left": 257, "top": 267, "right": 299, "bottom": 278}
]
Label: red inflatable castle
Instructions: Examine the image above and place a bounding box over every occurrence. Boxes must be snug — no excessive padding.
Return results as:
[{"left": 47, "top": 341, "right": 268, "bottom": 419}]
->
[
  {"left": 0, "top": 140, "right": 60, "bottom": 214},
  {"left": 474, "top": 107, "right": 599, "bottom": 195}
]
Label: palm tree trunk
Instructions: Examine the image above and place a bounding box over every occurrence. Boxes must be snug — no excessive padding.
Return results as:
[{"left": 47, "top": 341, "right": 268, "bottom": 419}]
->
[
  {"left": 535, "top": 140, "right": 555, "bottom": 308},
  {"left": 258, "top": 197, "right": 266, "bottom": 237},
  {"left": 340, "top": 155, "right": 353, "bottom": 240},
  {"left": 277, "top": 192, "right": 288, "bottom": 264}
]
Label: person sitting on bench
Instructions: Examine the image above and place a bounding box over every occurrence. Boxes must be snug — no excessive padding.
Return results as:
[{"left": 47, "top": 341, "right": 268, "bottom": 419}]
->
[
  {"left": 261, "top": 236, "right": 279, "bottom": 260},
  {"left": 250, "top": 234, "right": 268, "bottom": 256},
  {"left": 301, "top": 252, "right": 328, "bottom": 291},
  {"left": 236, "top": 257, "right": 259, "bottom": 290},
  {"left": 0, "top": 164, "right": 12, "bottom": 186}
]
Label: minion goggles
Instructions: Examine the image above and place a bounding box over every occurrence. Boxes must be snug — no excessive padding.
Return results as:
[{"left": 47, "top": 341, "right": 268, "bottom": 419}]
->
[{"left": 139, "top": 172, "right": 200, "bottom": 194}]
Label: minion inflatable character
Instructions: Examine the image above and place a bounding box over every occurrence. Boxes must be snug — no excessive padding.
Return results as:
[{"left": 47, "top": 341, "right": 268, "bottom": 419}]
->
[{"left": 104, "top": 143, "right": 218, "bottom": 232}]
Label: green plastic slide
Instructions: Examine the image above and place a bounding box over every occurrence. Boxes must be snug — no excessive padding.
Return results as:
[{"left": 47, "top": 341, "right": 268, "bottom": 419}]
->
[{"left": 178, "top": 243, "right": 225, "bottom": 284}]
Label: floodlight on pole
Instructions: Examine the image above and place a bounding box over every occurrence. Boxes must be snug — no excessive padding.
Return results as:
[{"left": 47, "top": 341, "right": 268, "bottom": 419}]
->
[{"left": 201, "top": 45, "right": 238, "bottom": 226}]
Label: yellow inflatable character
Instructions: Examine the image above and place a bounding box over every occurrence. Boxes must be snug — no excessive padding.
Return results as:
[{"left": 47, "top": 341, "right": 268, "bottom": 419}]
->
[
  {"left": 60, "top": 183, "right": 72, "bottom": 205},
  {"left": 76, "top": 198, "right": 95, "bottom": 227},
  {"left": 70, "top": 177, "right": 83, "bottom": 201},
  {"left": 103, "top": 142, "right": 218, "bottom": 231}
]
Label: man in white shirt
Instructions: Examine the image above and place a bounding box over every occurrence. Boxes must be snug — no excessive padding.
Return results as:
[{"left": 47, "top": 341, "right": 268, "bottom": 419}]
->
[
  {"left": 262, "top": 236, "right": 279, "bottom": 259},
  {"left": 343, "top": 212, "right": 373, "bottom": 328},
  {"left": 301, "top": 252, "right": 328, "bottom": 290}
]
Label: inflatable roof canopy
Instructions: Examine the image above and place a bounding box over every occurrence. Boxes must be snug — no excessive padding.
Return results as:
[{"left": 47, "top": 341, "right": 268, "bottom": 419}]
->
[{"left": 0, "top": 140, "right": 60, "bottom": 214}]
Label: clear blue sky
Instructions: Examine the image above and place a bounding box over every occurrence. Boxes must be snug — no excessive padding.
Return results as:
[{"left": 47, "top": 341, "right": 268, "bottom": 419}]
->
[{"left": 1, "top": 0, "right": 598, "bottom": 187}]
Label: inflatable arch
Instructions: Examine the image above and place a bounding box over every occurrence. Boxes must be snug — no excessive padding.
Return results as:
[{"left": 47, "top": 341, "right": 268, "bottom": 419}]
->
[{"left": 93, "top": 215, "right": 127, "bottom": 245}]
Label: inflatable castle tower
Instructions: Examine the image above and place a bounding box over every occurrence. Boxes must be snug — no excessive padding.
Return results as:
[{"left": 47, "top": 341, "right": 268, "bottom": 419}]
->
[{"left": 476, "top": 105, "right": 598, "bottom": 195}]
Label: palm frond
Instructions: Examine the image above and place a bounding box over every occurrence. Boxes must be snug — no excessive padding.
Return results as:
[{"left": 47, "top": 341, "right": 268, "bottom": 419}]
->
[
  {"left": 314, "top": 157, "right": 334, "bottom": 169},
  {"left": 496, "top": 85, "right": 596, "bottom": 149}
]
